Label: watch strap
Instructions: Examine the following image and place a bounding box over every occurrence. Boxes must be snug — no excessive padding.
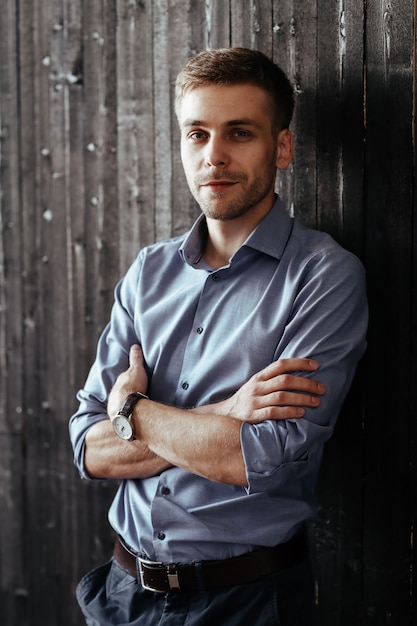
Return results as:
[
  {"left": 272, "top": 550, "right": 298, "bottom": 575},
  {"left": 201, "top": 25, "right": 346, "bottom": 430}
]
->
[{"left": 117, "top": 391, "right": 148, "bottom": 418}]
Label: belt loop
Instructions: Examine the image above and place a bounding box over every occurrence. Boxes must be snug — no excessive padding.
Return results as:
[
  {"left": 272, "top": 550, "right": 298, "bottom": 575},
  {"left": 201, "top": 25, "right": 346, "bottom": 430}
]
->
[
  {"left": 167, "top": 564, "right": 180, "bottom": 591},
  {"left": 194, "top": 561, "right": 206, "bottom": 591},
  {"left": 135, "top": 555, "right": 141, "bottom": 583}
]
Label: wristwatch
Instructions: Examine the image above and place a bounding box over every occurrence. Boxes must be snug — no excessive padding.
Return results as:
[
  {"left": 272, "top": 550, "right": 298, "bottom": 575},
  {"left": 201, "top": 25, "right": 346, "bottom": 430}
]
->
[{"left": 112, "top": 392, "right": 148, "bottom": 441}]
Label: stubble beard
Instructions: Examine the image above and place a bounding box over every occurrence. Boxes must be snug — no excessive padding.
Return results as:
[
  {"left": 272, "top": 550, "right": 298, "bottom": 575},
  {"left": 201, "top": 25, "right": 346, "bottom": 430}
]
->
[{"left": 192, "top": 167, "right": 277, "bottom": 222}]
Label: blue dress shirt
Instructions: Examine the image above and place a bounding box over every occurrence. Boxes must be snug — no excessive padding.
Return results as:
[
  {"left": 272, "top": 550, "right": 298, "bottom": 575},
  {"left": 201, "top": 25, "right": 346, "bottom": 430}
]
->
[{"left": 69, "top": 196, "right": 368, "bottom": 562}]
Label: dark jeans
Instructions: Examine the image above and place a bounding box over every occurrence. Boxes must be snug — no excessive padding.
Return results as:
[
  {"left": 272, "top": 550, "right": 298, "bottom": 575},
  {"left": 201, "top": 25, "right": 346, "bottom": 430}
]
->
[{"left": 76, "top": 555, "right": 316, "bottom": 626}]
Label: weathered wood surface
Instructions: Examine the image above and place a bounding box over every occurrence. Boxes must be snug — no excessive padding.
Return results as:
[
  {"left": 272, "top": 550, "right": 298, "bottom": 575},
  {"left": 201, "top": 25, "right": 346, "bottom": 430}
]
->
[{"left": 0, "top": 1, "right": 415, "bottom": 624}]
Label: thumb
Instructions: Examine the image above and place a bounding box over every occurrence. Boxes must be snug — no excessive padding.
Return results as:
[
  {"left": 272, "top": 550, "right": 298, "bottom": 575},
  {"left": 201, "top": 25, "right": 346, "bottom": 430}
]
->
[{"left": 128, "top": 344, "right": 143, "bottom": 368}]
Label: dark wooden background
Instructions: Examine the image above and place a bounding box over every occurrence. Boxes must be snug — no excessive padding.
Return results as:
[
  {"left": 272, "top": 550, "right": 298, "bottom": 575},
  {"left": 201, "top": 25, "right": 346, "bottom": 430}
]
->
[{"left": 0, "top": 1, "right": 415, "bottom": 624}]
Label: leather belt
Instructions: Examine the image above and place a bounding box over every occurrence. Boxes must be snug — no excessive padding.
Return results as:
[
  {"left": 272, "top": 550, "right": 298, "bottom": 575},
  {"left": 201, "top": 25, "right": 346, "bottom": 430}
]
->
[{"left": 113, "top": 532, "right": 308, "bottom": 593}]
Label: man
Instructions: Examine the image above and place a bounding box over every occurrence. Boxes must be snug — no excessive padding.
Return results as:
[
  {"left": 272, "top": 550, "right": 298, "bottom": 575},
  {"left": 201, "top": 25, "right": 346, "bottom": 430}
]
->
[{"left": 70, "top": 48, "right": 367, "bottom": 625}]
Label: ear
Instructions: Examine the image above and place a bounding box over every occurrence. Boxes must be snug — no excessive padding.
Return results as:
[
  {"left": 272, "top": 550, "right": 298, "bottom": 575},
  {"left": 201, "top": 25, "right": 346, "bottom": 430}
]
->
[{"left": 275, "top": 129, "right": 293, "bottom": 170}]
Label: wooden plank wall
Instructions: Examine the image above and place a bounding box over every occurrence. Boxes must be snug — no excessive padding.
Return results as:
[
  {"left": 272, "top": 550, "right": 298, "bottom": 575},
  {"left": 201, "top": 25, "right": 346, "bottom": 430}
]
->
[{"left": 0, "top": 1, "right": 415, "bottom": 624}]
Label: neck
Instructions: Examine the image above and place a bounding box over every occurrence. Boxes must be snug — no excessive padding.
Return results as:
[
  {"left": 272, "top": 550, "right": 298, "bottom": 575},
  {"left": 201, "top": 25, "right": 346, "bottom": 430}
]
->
[
  {"left": 204, "top": 226, "right": 245, "bottom": 269},
  {"left": 204, "top": 202, "right": 273, "bottom": 269}
]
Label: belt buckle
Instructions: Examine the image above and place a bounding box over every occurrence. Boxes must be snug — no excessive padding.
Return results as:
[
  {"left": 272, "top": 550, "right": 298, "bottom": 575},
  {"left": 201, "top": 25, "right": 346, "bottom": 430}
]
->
[{"left": 138, "top": 557, "right": 181, "bottom": 593}]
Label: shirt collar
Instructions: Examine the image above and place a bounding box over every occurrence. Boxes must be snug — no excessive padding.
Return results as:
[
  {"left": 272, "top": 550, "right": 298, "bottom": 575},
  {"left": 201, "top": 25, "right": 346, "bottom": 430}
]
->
[
  {"left": 179, "top": 195, "right": 294, "bottom": 267},
  {"left": 243, "top": 195, "right": 294, "bottom": 260},
  {"left": 179, "top": 214, "right": 210, "bottom": 267}
]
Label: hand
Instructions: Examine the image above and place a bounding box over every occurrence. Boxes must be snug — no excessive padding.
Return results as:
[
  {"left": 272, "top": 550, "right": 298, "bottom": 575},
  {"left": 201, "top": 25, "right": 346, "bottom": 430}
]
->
[
  {"left": 107, "top": 344, "right": 149, "bottom": 419},
  {"left": 222, "top": 358, "right": 326, "bottom": 424}
]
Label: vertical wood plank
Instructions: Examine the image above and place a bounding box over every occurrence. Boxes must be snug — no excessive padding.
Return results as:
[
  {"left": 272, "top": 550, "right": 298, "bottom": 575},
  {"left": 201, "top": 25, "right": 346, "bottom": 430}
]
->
[
  {"left": 203, "top": 0, "right": 231, "bottom": 49},
  {"left": 272, "top": 0, "right": 318, "bottom": 225},
  {"left": 363, "top": 0, "right": 414, "bottom": 623},
  {"left": 230, "top": 0, "right": 273, "bottom": 54},
  {"left": 337, "top": 1, "right": 366, "bottom": 258},
  {"left": 412, "top": 7, "right": 417, "bottom": 622},
  {"left": 152, "top": 0, "right": 175, "bottom": 241},
  {"left": 82, "top": 0, "right": 119, "bottom": 346},
  {"left": 69, "top": 1, "right": 120, "bottom": 603},
  {"left": 312, "top": 2, "right": 366, "bottom": 625},
  {"left": 18, "top": 0, "right": 55, "bottom": 622},
  {"left": 0, "top": 0, "right": 27, "bottom": 600},
  {"left": 116, "top": 0, "right": 155, "bottom": 271},
  {"left": 315, "top": 0, "right": 344, "bottom": 240},
  {"left": 153, "top": 0, "right": 200, "bottom": 239},
  {"left": 0, "top": 3, "right": 33, "bottom": 624},
  {"left": 65, "top": 5, "right": 91, "bottom": 616}
]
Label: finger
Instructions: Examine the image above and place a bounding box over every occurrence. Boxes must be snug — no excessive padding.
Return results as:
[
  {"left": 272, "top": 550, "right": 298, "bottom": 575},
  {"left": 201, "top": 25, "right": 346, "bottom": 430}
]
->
[
  {"left": 248, "top": 406, "right": 306, "bottom": 424},
  {"left": 266, "top": 406, "right": 306, "bottom": 421},
  {"left": 257, "top": 358, "right": 319, "bottom": 381},
  {"left": 258, "top": 374, "right": 326, "bottom": 396},
  {"left": 265, "top": 390, "right": 322, "bottom": 408}
]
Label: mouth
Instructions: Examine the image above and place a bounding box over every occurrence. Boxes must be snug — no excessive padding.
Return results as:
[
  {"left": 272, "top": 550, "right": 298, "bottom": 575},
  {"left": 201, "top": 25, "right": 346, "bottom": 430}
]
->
[{"left": 201, "top": 180, "right": 238, "bottom": 191}]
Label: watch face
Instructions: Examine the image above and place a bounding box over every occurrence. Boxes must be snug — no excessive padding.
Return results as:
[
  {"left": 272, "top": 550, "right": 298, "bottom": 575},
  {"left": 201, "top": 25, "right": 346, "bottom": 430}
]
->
[{"left": 113, "top": 415, "right": 134, "bottom": 440}]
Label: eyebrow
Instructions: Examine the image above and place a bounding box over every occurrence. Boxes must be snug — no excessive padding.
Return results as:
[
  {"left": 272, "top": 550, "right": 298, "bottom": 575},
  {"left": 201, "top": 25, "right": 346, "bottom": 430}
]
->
[{"left": 181, "top": 117, "right": 262, "bottom": 129}]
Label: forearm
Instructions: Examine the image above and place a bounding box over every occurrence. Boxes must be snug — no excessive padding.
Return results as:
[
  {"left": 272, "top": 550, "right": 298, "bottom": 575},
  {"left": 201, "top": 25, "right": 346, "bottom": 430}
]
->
[
  {"left": 84, "top": 419, "right": 172, "bottom": 479},
  {"left": 82, "top": 352, "right": 324, "bottom": 484},
  {"left": 134, "top": 400, "right": 247, "bottom": 486}
]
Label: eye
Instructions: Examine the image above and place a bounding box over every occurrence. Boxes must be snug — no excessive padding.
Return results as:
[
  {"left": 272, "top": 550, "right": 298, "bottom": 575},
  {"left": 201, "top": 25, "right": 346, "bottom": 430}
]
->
[
  {"left": 187, "top": 130, "right": 207, "bottom": 141},
  {"left": 232, "top": 129, "right": 251, "bottom": 139}
]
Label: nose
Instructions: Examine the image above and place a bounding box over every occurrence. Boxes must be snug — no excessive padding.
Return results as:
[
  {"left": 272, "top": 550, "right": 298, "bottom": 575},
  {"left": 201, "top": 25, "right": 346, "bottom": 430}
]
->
[{"left": 205, "top": 135, "right": 229, "bottom": 168}]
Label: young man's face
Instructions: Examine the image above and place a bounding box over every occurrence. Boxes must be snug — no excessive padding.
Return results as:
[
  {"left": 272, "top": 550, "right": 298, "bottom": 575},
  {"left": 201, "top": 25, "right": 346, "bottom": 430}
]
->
[{"left": 178, "top": 83, "right": 292, "bottom": 222}]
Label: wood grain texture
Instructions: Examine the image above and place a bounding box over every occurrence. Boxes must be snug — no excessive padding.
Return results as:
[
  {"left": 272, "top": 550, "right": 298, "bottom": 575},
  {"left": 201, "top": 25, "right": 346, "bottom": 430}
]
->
[
  {"left": 0, "top": 1, "right": 415, "bottom": 624},
  {"left": 362, "top": 1, "right": 415, "bottom": 624}
]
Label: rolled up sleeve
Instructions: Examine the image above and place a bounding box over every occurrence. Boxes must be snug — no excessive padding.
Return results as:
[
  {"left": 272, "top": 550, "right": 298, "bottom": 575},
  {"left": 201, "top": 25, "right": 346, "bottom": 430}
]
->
[
  {"left": 241, "top": 248, "right": 368, "bottom": 494},
  {"left": 69, "top": 255, "right": 142, "bottom": 479}
]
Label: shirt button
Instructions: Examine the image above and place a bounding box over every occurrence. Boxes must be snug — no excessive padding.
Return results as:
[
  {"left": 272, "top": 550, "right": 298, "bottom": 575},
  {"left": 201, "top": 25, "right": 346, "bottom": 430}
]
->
[
  {"left": 212, "top": 274, "right": 220, "bottom": 281},
  {"left": 158, "top": 532, "right": 166, "bottom": 541},
  {"left": 161, "top": 486, "right": 170, "bottom": 495},
  {"left": 182, "top": 382, "right": 189, "bottom": 390},
  {"left": 196, "top": 327, "right": 203, "bottom": 334}
]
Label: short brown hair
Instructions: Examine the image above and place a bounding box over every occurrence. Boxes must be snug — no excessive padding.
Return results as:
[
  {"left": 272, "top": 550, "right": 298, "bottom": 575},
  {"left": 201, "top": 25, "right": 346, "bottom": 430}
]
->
[{"left": 175, "top": 47, "right": 294, "bottom": 133}]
